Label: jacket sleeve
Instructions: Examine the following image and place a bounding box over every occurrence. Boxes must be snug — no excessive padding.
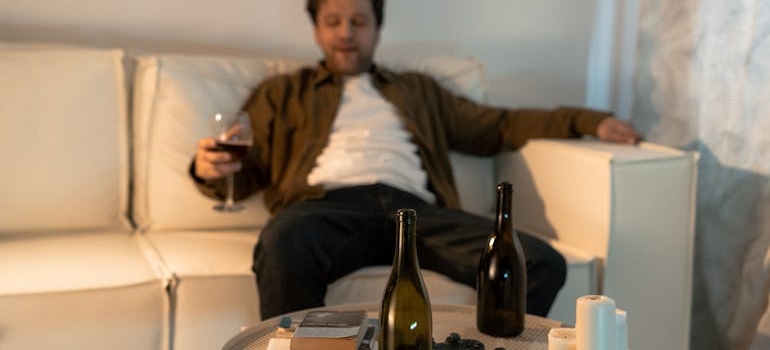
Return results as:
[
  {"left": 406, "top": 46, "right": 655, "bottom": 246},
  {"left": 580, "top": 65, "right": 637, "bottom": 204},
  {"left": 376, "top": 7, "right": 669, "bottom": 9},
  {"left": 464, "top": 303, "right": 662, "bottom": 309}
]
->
[{"left": 429, "top": 76, "right": 612, "bottom": 154}]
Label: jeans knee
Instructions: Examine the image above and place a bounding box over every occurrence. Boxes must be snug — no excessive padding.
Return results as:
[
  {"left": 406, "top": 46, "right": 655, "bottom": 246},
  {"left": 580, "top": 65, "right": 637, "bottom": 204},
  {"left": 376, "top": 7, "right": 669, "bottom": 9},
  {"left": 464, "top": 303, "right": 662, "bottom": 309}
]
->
[
  {"left": 529, "top": 245, "right": 567, "bottom": 291},
  {"left": 547, "top": 250, "right": 567, "bottom": 289}
]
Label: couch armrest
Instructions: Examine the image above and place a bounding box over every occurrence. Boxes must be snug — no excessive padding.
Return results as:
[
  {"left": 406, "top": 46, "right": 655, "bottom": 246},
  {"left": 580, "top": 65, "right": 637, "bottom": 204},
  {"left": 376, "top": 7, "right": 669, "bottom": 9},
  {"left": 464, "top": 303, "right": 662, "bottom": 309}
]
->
[{"left": 496, "top": 139, "right": 698, "bottom": 350}]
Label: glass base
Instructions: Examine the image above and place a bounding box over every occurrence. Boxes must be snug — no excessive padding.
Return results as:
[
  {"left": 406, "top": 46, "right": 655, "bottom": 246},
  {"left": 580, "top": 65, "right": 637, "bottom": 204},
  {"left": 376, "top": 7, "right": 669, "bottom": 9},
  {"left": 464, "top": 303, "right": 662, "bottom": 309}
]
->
[{"left": 213, "top": 203, "right": 245, "bottom": 212}]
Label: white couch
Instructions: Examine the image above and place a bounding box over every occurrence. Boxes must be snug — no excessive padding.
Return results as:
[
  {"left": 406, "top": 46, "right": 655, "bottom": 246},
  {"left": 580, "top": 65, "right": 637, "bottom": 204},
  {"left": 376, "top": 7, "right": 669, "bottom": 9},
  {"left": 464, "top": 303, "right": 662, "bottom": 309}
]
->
[{"left": 0, "top": 44, "right": 698, "bottom": 350}]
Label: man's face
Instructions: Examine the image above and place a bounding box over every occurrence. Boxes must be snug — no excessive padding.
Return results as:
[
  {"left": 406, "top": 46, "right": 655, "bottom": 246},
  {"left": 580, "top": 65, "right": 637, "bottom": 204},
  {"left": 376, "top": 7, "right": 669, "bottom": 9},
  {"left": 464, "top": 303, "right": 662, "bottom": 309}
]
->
[{"left": 314, "top": 0, "right": 380, "bottom": 76}]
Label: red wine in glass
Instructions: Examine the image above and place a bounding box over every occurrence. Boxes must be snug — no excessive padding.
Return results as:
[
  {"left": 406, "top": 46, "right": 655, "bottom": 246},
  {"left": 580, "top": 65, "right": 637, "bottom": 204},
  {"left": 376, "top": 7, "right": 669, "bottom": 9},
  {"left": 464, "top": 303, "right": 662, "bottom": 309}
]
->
[{"left": 215, "top": 139, "right": 250, "bottom": 160}]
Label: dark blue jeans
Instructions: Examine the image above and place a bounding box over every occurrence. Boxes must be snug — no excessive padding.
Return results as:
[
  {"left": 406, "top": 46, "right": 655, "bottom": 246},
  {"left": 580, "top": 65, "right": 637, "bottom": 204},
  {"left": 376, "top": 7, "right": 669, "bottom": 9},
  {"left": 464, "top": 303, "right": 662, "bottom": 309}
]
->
[{"left": 252, "top": 184, "right": 565, "bottom": 319}]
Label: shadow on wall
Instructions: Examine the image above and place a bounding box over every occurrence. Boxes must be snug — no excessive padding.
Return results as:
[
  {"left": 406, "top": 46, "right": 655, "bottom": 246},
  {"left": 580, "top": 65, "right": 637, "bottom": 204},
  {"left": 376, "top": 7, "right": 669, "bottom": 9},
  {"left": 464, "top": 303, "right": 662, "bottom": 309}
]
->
[
  {"left": 681, "top": 140, "right": 770, "bottom": 350},
  {"left": 630, "top": 26, "right": 770, "bottom": 344}
]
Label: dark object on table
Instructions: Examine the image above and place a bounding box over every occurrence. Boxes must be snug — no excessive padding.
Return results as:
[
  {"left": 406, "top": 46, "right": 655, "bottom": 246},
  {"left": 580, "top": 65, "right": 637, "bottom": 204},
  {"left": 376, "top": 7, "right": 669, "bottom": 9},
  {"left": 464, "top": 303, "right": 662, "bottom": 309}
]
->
[
  {"left": 477, "top": 182, "right": 526, "bottom": 337},
  {"left": 432, "top": 332, "right": 487, "bottom": 350}
]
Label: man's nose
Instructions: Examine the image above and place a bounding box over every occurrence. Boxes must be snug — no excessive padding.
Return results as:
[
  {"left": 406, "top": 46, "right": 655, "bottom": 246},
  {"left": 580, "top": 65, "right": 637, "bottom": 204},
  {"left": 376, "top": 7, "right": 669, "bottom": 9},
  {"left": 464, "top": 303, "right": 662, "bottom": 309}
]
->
[{"left": 338, "top": 21, "right": 354, "bottom": 39}]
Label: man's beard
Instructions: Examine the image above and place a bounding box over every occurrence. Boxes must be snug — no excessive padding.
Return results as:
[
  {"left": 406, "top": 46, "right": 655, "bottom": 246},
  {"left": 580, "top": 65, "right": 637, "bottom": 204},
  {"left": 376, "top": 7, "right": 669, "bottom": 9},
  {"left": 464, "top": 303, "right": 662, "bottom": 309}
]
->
[{"left": 327, "top": 50, "right": 373, "bottom": 75}]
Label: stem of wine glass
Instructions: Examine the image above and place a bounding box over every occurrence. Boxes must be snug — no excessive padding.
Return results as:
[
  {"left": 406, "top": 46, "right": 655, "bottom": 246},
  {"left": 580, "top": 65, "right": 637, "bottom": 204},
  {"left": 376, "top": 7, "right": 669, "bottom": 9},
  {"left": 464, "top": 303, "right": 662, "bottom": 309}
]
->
[{"left": 225, "top": 173, "right": 236, "bottom": 207}]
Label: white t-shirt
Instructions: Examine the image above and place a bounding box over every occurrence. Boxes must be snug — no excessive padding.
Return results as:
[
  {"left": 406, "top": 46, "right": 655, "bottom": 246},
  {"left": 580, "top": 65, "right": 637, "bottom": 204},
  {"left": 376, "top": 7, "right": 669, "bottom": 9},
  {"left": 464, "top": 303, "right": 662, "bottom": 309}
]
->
[{"left": 306, "top": 73, "right": 435, "bottom": 204}]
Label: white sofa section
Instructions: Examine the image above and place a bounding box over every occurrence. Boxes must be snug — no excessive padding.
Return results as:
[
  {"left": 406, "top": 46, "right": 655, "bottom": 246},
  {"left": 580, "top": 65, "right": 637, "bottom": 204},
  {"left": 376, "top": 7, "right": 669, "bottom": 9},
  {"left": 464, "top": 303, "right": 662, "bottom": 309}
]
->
[
  {"left": 0, "top": 47, "right": 169, "bottom": 350},
  {"left": 0, "top": 45, "right": 698, "bottom": 350}
]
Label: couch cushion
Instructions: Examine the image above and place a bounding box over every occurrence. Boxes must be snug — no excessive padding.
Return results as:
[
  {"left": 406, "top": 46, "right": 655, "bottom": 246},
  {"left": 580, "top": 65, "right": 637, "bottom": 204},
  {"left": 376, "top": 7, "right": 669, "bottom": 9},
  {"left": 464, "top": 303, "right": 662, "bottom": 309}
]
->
[
  {"left": 145, "top": 230, "right": 260, "bottom": 350},
  {"left": 0, "top": 46, "right": 130, "bottom": 234},
  {"left": 132, "top": 54, "right": 275, "bottom": 231},
  {"left": 0, "top": 232, "right": 169, "bottom": 349},
  {"left": 378, "top": 53, "right": 487, "bottom": 103},
  {"left": 0, "top": 281, "right": 168, "bottom": 350},
  {"left": 0, "top": 232, "right": 165, "bottom": 295},
  {"left": 146, "top": 230, "right": 257, "bottom": 277},
  {"left": 326, "top": 266, "right": 476, "bottom": 306}
]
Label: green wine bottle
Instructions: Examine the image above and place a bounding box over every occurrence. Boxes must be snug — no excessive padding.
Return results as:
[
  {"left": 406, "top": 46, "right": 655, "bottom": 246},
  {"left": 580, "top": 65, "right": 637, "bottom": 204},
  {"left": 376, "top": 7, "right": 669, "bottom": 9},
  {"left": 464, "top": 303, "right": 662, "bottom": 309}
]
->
[
  {"left": 477, "top": 182, "right": 527, "bottom": 337},
  {"left": 379, "top": 209, "right": 432, "bottom": 350}
]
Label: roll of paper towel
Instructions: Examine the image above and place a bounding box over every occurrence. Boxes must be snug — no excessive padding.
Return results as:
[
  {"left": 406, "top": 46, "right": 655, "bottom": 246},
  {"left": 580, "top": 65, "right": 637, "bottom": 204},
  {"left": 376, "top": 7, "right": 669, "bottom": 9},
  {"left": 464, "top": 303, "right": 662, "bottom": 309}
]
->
[
  {"left": 548, "top": 328, "right": 577, "bottom": 350},
  {"left": 576, "top": 295, "right": 616, "bottom": 350}
]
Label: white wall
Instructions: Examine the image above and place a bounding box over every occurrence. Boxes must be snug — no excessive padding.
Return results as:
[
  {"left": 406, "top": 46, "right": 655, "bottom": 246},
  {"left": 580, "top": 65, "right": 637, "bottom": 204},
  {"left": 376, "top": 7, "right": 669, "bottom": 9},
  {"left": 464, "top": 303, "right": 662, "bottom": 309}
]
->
[{"left": 0, "top": 0, "right": 600, "bottom": 109}]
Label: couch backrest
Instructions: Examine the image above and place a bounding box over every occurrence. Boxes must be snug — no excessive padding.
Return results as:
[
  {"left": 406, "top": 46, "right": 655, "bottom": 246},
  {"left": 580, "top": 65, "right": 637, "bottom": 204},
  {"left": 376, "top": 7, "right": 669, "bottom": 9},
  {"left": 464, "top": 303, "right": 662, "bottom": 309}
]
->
[
  {"left": 0, "top": 45, "right": 131, "bottom": 235},
  {"left": 131, "top": 53, "right": 496, "bottom": 232},
  {"left": 132, "top": 54, "right": 274, "bottom": 231}
]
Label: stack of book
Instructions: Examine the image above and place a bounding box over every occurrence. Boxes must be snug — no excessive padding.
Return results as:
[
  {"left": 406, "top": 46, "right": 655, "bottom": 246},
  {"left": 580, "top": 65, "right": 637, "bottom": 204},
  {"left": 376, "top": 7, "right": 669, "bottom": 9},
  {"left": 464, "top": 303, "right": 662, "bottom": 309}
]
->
[{"left": 267, "top": 310, "right": 377, "bottom": 350}]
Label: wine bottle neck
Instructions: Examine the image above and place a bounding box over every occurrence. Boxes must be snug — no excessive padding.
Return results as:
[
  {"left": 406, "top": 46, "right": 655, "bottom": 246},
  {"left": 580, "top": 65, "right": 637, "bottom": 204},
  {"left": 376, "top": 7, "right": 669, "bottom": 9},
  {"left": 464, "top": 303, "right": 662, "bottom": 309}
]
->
[
  {"left": 395, "top": 209, "right": 420, "bottom": 271},
  {"left": 396, "top": 226, "right": 418, "bottom": 266},
  {"left": 496, "top": 188, "right": 515, "bottom": 243}
]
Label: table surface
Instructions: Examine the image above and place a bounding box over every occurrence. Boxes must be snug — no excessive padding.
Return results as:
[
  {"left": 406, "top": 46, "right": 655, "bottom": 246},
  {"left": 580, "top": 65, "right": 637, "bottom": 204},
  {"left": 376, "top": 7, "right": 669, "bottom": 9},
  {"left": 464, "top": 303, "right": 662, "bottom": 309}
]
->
[{"left": 221, "top": 303, "right": 562, "bottom": 350}]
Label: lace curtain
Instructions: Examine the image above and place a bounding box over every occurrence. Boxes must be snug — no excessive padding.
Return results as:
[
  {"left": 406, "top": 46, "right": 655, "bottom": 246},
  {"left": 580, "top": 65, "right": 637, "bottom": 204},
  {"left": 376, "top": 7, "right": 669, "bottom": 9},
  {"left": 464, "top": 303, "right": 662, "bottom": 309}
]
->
[{"left": 629, "top": 0, "right": 770, "bottom": 348}]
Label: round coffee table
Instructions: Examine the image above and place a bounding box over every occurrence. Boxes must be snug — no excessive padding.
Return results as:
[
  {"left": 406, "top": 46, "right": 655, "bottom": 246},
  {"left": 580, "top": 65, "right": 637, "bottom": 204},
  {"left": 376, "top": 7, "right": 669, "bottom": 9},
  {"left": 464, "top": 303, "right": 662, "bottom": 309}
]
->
[{"left": 222, "top": 303, "right": 562, "bottom": 350}]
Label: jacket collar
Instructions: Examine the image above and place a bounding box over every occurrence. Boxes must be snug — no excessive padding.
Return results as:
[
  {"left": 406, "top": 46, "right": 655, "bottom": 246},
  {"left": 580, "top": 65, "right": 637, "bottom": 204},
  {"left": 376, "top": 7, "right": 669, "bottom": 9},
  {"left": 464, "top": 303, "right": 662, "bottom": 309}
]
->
[{"left": 312, "top": 61, "right": 395, "bottom": 86}]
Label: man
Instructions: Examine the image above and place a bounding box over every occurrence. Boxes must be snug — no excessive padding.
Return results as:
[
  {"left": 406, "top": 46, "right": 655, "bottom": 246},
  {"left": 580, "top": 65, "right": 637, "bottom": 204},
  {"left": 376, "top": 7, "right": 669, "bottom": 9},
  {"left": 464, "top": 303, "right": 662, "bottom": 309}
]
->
[{"left": 191, "top": 0, "right": 641, "bottom": 320}]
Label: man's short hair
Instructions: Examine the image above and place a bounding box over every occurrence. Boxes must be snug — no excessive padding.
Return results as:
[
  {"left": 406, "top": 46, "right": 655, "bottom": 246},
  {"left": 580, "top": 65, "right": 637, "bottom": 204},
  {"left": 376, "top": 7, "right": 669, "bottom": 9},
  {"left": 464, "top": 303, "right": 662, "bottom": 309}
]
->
[{"left": 305, "top": 0, "right": 385, "bottom": 28}]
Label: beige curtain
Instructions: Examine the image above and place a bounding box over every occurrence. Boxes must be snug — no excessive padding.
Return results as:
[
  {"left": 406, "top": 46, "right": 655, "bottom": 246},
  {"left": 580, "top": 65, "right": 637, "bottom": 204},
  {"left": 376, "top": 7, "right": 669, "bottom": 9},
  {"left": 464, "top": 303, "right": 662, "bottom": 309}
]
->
[{"left": 631, "top": 0, "right": 770, "bottom": 349}]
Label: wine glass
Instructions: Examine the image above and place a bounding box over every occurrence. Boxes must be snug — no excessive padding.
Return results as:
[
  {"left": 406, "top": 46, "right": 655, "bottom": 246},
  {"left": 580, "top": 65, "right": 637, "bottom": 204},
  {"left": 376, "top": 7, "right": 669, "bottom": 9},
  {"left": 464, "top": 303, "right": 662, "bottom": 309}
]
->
[{"left": 210, "top": 110, "right": 253, "bottom": 212}]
